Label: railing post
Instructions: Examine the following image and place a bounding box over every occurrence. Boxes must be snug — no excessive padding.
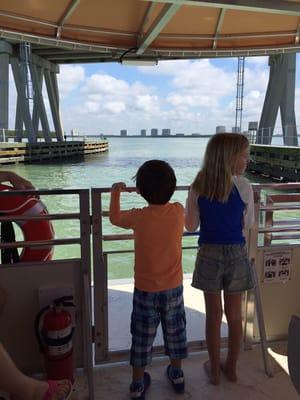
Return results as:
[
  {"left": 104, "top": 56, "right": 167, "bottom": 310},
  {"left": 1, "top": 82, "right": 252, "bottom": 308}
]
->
[
  {"left": 79, "top": 189, "right": 94, "bottom": 400},
  {"left": 91, "top": 188, "right": 109, "bottom": 362}
]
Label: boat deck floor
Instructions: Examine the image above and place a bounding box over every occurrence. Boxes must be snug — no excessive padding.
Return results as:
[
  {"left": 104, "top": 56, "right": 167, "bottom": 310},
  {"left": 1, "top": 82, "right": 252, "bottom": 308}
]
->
[
  {"left": 71, "top": 277, "right": 298, "bottom": 399},
  {"left": 74, "top": 343, "right": 298, "bottom": 399}
]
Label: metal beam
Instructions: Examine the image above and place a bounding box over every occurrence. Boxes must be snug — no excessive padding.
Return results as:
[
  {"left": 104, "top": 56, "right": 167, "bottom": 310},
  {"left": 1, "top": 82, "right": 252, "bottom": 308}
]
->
[
  {"left": 136, "top": 3, "right": 181, "bottom": 55},
  {"left": 295, "top": 17, "right": 300, "bottom": 44},
  {"left": 56, "top": 0, "right": 81, "bottom": 39},
  {"left": 212, "top": 8, "right": 225, "bottom": 49},
  {"left": 10, "top": 57, "right": 36, "bottom": 143},
  {"left": 138, "top": 2, "right": 156, "bottom": 40},
  {"left": 147, "top": 0, "right": 300, "bottom": 16}
]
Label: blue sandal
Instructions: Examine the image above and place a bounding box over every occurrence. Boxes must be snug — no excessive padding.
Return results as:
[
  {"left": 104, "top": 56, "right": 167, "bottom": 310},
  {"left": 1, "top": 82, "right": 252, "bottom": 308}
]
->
[
  {"left": 167, "top": 365, "right": 185, "bottom": 394},
  {"left": 129, "top": 372, "right": 151, "bottom": 399}
]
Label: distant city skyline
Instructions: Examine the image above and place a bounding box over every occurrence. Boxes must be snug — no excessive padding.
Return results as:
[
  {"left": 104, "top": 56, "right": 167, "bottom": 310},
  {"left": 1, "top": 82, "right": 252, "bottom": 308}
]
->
[{"left": 7, "top": 56, "right": 300, "bottom": 136}]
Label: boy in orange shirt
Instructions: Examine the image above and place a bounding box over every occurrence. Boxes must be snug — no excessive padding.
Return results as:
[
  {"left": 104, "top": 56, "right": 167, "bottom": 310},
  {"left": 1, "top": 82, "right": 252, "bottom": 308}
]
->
[{"left": 109, "top": 160, "right": 187, "bottom": 399}]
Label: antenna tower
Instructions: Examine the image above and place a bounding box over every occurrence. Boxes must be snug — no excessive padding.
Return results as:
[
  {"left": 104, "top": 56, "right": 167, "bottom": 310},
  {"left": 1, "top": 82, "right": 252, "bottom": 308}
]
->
[{"left": 235, "top": 56, "right": 245, "bottom": 132}]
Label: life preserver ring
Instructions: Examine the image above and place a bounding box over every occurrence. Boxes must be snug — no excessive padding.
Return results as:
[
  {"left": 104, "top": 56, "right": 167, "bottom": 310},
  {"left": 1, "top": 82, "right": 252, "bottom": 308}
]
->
[{"left": 0, "top": 184, "right": 54, "bottom": 262}]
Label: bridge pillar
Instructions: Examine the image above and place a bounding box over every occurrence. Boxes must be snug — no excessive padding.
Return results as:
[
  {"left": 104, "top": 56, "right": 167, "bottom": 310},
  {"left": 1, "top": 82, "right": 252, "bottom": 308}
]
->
[
  {"left": 0, "top": 41, "right": 11, "bottom": 133},
  {"left": 0, "top": 40, "right": 64, "bottom": 143},
  {"left": 257, "top": 54, "right": 298, "bottom": 146}
]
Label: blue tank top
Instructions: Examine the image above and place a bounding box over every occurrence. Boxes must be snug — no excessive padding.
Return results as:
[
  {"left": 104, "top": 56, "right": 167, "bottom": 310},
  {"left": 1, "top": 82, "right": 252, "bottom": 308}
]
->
[{"left": 197, "top": 185, "right": 245, "bottom": 245}]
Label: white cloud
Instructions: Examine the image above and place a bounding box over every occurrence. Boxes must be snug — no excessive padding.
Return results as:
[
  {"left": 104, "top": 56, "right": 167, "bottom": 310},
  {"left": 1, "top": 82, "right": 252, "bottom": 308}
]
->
[
  {"left": 9, "top": 55, "right": 300, "bottom": 136},
  {"left": 103, "top": 101, "right": 126, "bottom": 113},
  {"left": 58, "top": 65, "right": 85, "bottom": 97},
  {"left": 83, "top": 74, "right": 129, "bottom": 95},
  {"left": 135, "top": 95, "right": 159, "bottom": 113}
]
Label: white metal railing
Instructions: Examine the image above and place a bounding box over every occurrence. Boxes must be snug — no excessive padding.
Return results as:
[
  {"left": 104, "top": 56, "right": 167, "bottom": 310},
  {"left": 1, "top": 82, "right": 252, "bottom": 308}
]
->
[
  {"left": 0, "top": 188, "right": 94, "bottom": 399},
  {"left": 1, "top": 184, "right": 300, "bottom": 381},
  {"left": 248, "top": 125, "right": 300, "bottom": 145}
]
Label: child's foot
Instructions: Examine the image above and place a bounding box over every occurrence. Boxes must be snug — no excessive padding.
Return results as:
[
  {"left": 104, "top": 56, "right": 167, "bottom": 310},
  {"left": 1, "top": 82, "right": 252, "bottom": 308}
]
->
[
  {"left": 42, "top": 380, "right": 72, "bottom": 400},
  {"left": 220, "top": 362, "right": 237, "bottom": 382},
  {"left": 203, "top": 360, "right": 220, "bottom": 385},
  {"left": 166, "top": 365, "right": 185, "bottom": 393},
  {"left": 129, "top": 372, "right": 151, "bottom": 399}
]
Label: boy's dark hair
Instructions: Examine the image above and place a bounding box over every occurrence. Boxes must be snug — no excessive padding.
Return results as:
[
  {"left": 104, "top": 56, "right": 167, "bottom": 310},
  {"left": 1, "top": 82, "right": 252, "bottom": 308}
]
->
[{"left": 135, "top": 160, "right": 176, "bottom": 204}]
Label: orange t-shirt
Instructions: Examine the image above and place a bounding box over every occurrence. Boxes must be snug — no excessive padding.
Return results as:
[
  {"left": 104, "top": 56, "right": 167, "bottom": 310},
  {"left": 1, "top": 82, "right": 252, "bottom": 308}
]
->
[{"left": 110, "top": 201, "right": 184, "bottom": 292}]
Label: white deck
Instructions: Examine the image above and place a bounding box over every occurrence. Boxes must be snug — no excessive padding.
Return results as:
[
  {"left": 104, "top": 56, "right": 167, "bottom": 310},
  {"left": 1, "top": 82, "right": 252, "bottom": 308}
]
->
[
  {"left": 107, "top": 276, "right": 228, "bottom": 351},
  {"left": 74, "top": 344, "right": 298, "bottom": 399},
  {"left": 72, "top": 276, "right": 298, "bottom": 399}
]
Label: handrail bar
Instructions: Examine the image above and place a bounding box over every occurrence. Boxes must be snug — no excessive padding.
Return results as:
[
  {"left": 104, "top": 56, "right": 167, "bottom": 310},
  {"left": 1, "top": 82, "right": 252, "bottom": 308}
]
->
[
  {"left": 0, "top": 188, "right": 89, "bottom": 196},
  {"left": 0, "top": 213, "right": 80, "bottom": 222},
  {"left": 260, "top": 205, "right": 300, "bottom": 211},
  {"left": 273, "top": 220, "right": 300, "bottom": 225},
  {"left": 0, "top": 238, "right": 81, "bottom": 249},
  {"left": 103, "top": 231, "right": 199, "bottom": 241},
  {"left": 258, "top": 226, "right": 300, "bottom": 233},
  {"left": 103, "top": 246, "right": 198, "bottom": 256},
  {"left": 92, "top": 185, "right": 191, "bottom": 194},
  {"left": 252, "top": 183, "right": 300, "bottom": 190}
]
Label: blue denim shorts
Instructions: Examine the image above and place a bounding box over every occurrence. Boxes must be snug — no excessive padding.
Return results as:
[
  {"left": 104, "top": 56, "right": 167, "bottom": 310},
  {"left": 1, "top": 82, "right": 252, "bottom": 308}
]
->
[
  {"left": 130, "top": 285, "right": 187, "bottom": 367},
  {"left": 191, "top": 244, "right": 254, "bottom": 293}
]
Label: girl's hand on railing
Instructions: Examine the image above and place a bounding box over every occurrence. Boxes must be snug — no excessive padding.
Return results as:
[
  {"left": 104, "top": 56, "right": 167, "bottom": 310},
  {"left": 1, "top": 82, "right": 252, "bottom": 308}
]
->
[{"left": 0, "top": 171, "right": 35, "bottom": 190}]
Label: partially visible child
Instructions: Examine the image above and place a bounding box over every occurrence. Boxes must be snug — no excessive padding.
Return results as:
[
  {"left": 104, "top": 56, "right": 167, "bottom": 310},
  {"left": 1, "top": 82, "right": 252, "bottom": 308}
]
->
[
  {"left": 109, "top": 160, "right": 187, "bottom": 399},
  {"left": 185, "top": 133, "right": 254, "bottom": 385},
  {"left": 0, "top": 172, "right": 72, "bottom": 400}
]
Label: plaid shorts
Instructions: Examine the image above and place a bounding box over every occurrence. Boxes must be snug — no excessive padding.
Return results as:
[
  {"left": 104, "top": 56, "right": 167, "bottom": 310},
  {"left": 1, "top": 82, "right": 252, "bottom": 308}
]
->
[
  {"left": 192, "top": 244, "right": 254, "bottom": 293},
  {"left": 130, "top": 285, "right": 187, "bottom": 367}
]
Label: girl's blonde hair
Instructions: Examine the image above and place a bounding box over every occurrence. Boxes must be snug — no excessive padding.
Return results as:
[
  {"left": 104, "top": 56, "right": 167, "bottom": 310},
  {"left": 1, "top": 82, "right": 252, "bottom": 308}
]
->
[{"left": 192, "top": 133, "right": 249, "bottom": 202}]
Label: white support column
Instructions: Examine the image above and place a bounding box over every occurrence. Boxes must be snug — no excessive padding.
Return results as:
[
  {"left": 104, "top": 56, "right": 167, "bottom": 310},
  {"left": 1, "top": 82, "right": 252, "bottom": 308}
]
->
[
  {"left": 14, "top": 97, "right": 23, "bottom": 142},
  {"left": 257, "top": 55, "right": 287, "bottom": 144},
  {"left": 0, "top": 41, "right": 11, "bottom": 132},
  {"left": 257, "top": 54, "right": 298, "bottom": 145},
  {"left": 51, "top": 70, "right": 65, "bottom": 140},
  {"left": 30, "top": 63, "right": 51, "bottom": 141},
  {"left": 44, "top": 69, "right": 64, "bottom": 142},
  {"left": 32, "top": 66, "right": 43, "bottom": 135},
  {"left": 280, "top": 54, "right": 298, "bottom": 146},
  {"left": 10, "top": 57, "right": 36, "bottom": 143}
]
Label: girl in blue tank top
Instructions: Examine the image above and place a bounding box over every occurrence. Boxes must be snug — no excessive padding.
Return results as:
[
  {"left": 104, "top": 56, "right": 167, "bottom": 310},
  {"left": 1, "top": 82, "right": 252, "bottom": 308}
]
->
[{"left": 185, "top": 133, "right": 254, "bottom": 386}]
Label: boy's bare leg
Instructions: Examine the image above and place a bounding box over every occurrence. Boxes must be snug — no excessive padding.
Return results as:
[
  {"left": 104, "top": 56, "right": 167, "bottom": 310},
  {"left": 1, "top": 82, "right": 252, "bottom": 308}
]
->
[
  {"left": 204, "top": 292, "right": 223, "bottom": 385},
  {"left": 170, "top": 359, "right": 181, "bottom": 369},
  {"left": 222, "top": 292, "right": 243, "bottom": 382},
  {"left": 132, "top": 366, "right": 145, "bottom": 382}
]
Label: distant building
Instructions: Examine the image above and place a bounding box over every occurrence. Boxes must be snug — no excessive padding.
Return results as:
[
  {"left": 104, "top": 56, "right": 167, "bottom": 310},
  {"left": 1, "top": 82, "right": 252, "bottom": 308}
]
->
[
  {"left": 162, "top": 128, "right": 171, "bottom": 136},
  {"left": 248, "top": 121, "right": 258, "bottom": 144},
  {"left": 175, "top": 133, "right": 184, "bottom": 137},
  {"left": 248, "top": 121, "right": 258, "bottom": 130},
  {"left": 140, "top": 129, "right": 146, "bottom": 136},
  {"left": 151, "top": 128, "right": 158, "bottom": 136},
  {"left": 216, "top": 126, "right": 226, "bottom": 134},
  {"left": 120, "top": 129, "right": 127, "bottom": 136},
  {"left": 232, "top": 127, "right": 241, "bottom": 133},
  {"left": 191, "top": 133, "right": 201, "bottom": 136}
]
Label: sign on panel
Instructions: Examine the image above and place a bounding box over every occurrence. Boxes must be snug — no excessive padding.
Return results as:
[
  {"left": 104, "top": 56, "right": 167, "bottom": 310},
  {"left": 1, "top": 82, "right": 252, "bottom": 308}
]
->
[{"left": 263, "top": 250, "right": 292, "bottom": 283}]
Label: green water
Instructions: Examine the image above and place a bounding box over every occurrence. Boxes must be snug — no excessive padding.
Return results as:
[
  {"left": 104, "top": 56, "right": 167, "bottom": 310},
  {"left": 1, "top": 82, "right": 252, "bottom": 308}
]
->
[{"left": 2, "top": 137, "right": 290, "bottom": 278}]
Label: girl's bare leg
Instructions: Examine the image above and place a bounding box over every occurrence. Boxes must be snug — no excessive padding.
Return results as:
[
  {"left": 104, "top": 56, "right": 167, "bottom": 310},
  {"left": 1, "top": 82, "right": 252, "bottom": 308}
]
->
[
  {"left": 222, "top": 292, "right": 243, "bottom": 382},
  {"left": 203, "top": 292, "right": 223, "bottom": 385},
  {"left": 0, "top": 343, "right": 70, "bottom": 400}
]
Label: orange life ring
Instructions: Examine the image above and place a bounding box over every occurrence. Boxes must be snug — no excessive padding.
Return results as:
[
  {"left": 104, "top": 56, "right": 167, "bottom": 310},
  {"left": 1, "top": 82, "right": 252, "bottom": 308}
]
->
[{"left": 0, "top": 184, "right": 54, "bottom": 262}]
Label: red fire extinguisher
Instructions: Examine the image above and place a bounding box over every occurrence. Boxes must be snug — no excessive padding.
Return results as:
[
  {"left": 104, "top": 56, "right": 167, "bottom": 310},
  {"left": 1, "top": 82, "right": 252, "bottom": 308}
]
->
[{"left": 35, "top": 296, "right": 75, "bottom": 383}]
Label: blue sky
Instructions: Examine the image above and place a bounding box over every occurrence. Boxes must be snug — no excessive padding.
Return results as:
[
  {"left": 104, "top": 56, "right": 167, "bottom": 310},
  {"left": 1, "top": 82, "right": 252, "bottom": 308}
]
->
[{"left": 8, "top": 55, "right": 300, "bottom": 136}]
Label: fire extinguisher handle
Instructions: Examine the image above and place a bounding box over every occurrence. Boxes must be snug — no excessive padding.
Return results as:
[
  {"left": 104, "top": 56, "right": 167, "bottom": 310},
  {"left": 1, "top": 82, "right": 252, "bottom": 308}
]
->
[
  {"left": 61, "top": 302, "right": 75, "bottom": 308},
  {"left": 53, "top": 296, "right": 74, "bottom": 306}
]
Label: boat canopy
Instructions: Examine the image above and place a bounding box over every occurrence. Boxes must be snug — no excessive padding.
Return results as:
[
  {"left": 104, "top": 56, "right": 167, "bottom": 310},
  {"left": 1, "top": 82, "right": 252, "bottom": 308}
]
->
[{"left": 0, "top": 0, "right": 300, "bottom": 63}]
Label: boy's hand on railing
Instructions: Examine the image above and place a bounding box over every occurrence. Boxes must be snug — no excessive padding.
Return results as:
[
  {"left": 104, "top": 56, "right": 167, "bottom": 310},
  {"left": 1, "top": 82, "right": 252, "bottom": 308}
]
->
[{"left": 111, "top": 182, "right": 135, "bottom": 193}]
